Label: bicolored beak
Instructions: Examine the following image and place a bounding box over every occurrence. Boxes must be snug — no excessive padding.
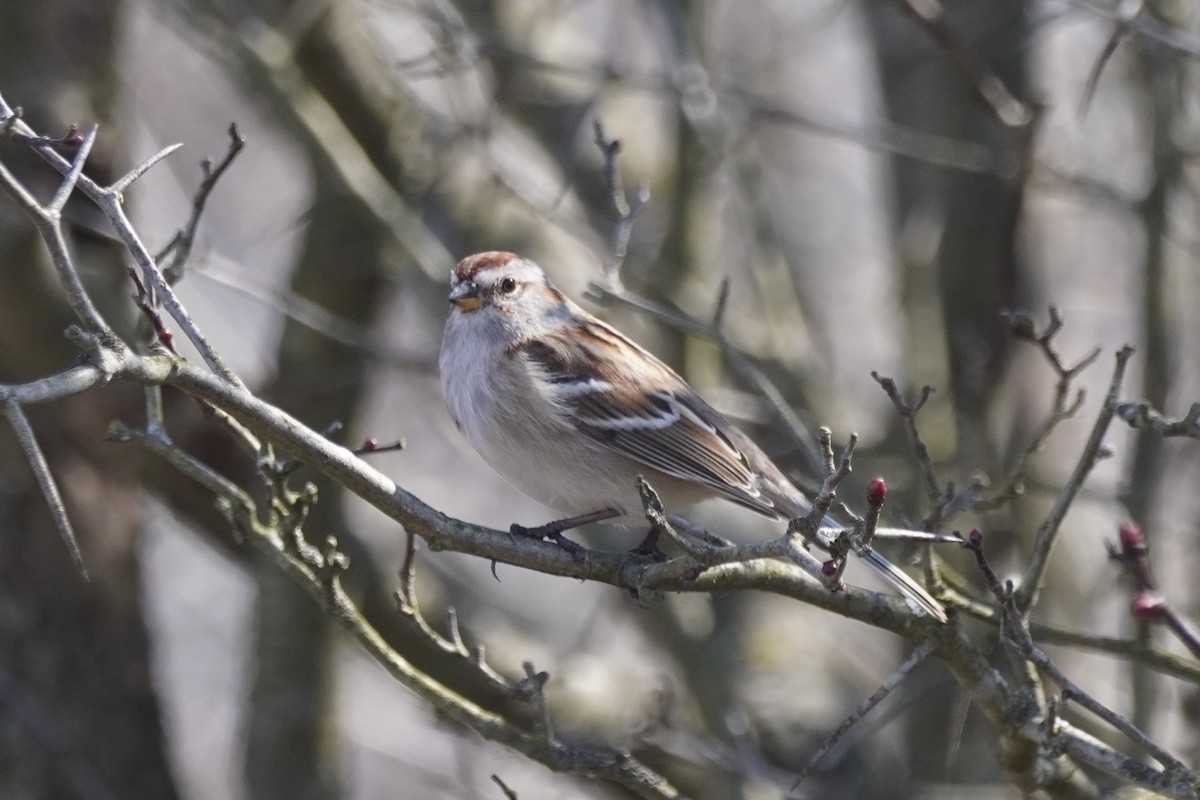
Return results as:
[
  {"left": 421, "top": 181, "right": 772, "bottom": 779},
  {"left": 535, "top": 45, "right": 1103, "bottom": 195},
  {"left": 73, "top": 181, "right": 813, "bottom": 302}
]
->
[{"left": 448, "top": 280, "right": 483, "bottom": 312}]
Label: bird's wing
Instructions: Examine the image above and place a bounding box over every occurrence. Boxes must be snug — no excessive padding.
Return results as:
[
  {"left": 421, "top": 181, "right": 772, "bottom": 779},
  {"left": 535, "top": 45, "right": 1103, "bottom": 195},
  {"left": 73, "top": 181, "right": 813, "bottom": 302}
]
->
[{"left": 513, "top": 318, "right": 796, "bottom": 517}]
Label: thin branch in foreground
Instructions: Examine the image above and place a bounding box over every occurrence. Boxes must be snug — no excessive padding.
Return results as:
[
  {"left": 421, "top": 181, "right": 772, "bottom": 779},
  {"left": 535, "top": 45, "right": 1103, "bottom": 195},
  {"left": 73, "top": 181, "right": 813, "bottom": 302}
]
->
[
  {"left": 0, "top": 394, "right": 87, "bottom": 578},
  {"left": 791, "top": 641, "right": 935, "bottom": 792}
]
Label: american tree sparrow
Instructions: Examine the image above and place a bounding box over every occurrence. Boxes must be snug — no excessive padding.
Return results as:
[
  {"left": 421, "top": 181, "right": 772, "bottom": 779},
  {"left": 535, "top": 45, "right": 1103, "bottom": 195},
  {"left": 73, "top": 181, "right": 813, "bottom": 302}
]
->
[{"left": 439, "top": 251, "right": 946, "bottom": 622}]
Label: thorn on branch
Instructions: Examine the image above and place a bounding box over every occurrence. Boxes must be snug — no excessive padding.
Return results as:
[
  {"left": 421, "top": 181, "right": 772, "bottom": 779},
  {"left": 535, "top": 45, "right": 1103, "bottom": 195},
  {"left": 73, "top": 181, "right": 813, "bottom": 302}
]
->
[
  {"left": 1, "top": 393, "right": 88, "bottom": 580},
  {"left": 491, "top": 775, "right": 520, "bottom": 800},
  {"left": 111, "top": 142, "right": 184, "bottom": 195},
  {"left": 352, "top": 436, "right": 406, "bottom": 456}
]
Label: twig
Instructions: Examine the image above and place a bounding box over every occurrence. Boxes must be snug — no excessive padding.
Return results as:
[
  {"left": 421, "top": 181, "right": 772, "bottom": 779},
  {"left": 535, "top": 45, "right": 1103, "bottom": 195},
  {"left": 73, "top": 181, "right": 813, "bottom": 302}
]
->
[
  {"left": 157, "top": 122, "right": 247, "bottom": 283},
  {"left": 352, "top": 437, "right": 406, "bottom": 456},
  {"left": 1016, "top": 346, "right": 1134, "bottom": 612},
  {"left": 592, "top": 119, "right": 649, "bottom": 287},
  {"left": 871, "top": 373, "right": 946, "bottom": 515},
  {"left": 976, "top": 309, "right": 1102, "bottom": 512},
  {"left": 1113, "top": 400, "right": 1200, "bottom": 439},
  {"left": 1066, "top": 0, "right": 1200, "bottom": 59}
]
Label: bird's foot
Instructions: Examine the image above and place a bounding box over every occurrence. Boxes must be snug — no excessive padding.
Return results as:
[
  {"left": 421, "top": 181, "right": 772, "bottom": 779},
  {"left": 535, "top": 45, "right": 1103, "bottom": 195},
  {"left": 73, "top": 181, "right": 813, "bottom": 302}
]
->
[
  {"left": 509, "top": 508, "right": 619, "bottom": 557},
  {"left": 627, "top": 527, "right": 668, "bottom": 562}
]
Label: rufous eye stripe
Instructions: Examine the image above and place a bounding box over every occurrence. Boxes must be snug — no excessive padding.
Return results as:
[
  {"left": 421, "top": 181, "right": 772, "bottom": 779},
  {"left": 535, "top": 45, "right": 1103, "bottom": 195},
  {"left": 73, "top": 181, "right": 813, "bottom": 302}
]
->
[{"left": 453, "top": 251, "right": 520, "bottom": 283}]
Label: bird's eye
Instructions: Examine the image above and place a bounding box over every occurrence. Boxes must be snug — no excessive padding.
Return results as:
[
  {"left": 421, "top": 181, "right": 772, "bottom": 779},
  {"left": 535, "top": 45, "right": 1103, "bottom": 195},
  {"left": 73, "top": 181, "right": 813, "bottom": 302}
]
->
[{"left": 498, "top": 277, "right": 518, "bottom": 295}]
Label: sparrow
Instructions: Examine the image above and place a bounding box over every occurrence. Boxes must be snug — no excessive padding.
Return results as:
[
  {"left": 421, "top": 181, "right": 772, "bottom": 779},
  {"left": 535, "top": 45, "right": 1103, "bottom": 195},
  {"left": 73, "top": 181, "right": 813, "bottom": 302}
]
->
[{"left": 439, "top": 251, "right": 946, "bottom": 622}]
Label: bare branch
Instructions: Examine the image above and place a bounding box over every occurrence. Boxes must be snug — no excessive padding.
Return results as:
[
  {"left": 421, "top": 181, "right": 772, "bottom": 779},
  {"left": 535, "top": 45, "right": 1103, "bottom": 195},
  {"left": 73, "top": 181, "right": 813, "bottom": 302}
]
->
[
  {"left": 1114, "top": 399, "right": 1200, "bottom": 439},
  {"left": 966, "top": 531, "right": 1197, "bottom": 794},
  {"left": 157, "top": 122, "right": 247, "bottom": 283},
  {"left": 1016, "top": 346, "right": 1135, "bottom": 613}
]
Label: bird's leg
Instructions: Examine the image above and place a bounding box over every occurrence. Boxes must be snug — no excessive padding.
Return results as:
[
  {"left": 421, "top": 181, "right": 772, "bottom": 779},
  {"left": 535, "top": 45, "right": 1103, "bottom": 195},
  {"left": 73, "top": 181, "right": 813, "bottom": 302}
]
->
[
  {"left": 628, "top": 526, "right": 668, "bottom": 562},
  {"left": 510, "top": 508, "right": 620, "bottom": 555}
]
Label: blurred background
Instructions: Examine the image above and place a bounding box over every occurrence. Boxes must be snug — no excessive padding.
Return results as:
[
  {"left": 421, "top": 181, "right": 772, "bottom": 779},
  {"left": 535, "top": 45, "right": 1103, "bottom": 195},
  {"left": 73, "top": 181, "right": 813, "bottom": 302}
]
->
[{"left": 1, "top": 0, "right": 1198, "bottom": 798}]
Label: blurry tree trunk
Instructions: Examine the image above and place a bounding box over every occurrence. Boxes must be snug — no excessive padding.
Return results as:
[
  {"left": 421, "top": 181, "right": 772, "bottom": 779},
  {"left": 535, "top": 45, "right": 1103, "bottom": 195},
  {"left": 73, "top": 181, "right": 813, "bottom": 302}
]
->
[
  {"left": 868, "top": 3, "right": 1030, "bottom": 473},
  {"left": 865, "top": 1, "right": 1031, "bottom": 785},
  {"left": 0, "top": 1, "right": 180, "bottom": 798},
  {"left": 240, "top": 3, "right": 412, "bottom": 796}
]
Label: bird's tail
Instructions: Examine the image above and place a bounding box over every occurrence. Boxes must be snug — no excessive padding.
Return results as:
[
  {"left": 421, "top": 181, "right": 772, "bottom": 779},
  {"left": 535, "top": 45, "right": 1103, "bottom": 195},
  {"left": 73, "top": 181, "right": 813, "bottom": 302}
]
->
[
  {"left": 773, "top": 494, "right": 947, "bottom": 622},
  {"left": 857, "top": 547, "right": 948, "bottom": 623}
]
